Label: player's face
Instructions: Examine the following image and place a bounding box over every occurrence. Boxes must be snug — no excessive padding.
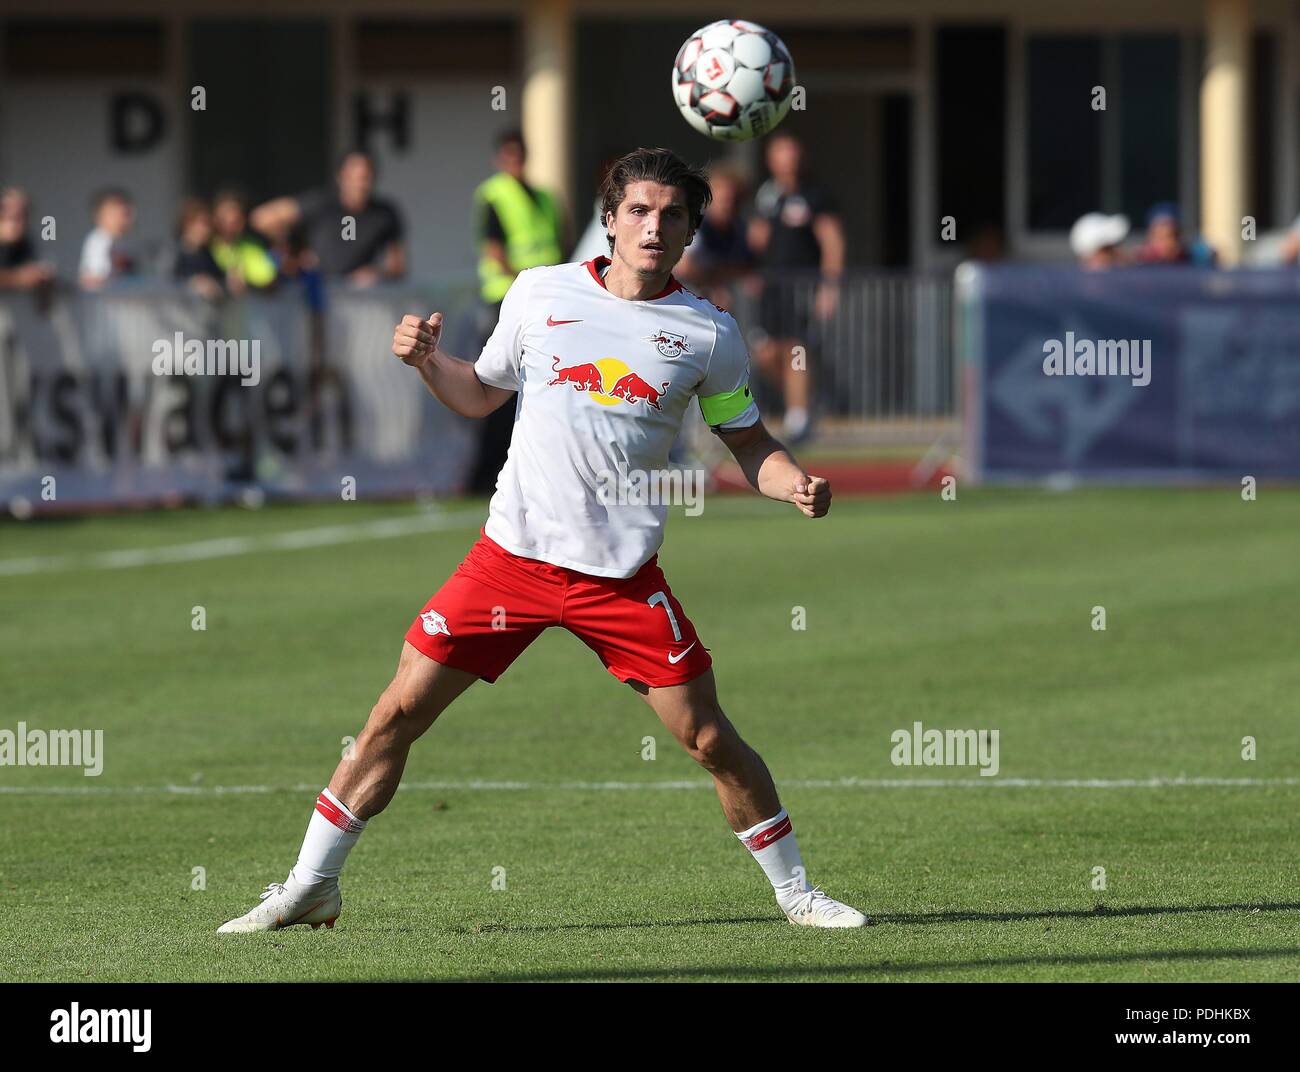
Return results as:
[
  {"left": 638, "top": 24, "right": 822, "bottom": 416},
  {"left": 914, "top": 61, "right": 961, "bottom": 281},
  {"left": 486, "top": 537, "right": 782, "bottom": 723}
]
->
[{"left": 609, "top": 181, "right": 693, "bottom": 277}]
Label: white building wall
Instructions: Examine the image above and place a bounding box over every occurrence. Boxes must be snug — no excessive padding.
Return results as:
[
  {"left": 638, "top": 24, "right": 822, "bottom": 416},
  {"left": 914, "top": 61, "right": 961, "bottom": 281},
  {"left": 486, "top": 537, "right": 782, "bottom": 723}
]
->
[{"left": 1, "top": 80, "right": 181, "bottom": 277}]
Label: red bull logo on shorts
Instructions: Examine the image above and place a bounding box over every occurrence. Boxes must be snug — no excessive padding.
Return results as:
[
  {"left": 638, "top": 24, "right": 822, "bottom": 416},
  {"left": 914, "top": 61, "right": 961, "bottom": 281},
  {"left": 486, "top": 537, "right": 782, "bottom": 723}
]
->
[{"left": 547, "top": 356, "right": 672, "bottom": 411}]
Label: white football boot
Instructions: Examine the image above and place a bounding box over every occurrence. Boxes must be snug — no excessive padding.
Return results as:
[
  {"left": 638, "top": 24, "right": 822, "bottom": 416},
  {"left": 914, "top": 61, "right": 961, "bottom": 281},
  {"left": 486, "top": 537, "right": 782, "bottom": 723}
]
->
[
  {"left": 217, "top": 877, "right": 341, "bottom": 933},
  {"left": 780, "top": 885, "right": 869, "bottom": 928}
]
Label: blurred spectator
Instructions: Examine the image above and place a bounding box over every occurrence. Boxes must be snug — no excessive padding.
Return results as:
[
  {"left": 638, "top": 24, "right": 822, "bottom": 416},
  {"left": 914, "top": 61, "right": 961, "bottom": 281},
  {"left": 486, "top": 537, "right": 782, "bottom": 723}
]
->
[
  {"left": 748, "top": 133, "right": 845, "bottom": 442},
  {"left": 172, "top": 198, "right": 224, "bottom": 300},
  {"left": 211, "top": 190, "right": 277, "bottom": 293},
  {"left": 1275, "top": 213, "right": 1300, "bottom": 265},
  {"left": 677, "top": 165, "right": 755, "bottom": 311},
  {"left": 468, "top": 129, "right": 566, "bottom": 493},
  {"left": 1069, "top": 213, "right": 1130, "bottom": 271},
  {"left": 251, "top": 150, "right": 405, "bottom": 285},
  {"left": 475, "top": 130, "right": 565, "bottom": 303},
  {"left": 79, "top": 187, "right": 138, "bottom": 289},
  {"left": 964, "top": 221, "right": 1006, "bottom": 263},
  {"left": 0, "top": 187, "right": 55, "bottom": 291},
  {"left": 1134, "top": 202, "right": 1217, "bottom": 267}
]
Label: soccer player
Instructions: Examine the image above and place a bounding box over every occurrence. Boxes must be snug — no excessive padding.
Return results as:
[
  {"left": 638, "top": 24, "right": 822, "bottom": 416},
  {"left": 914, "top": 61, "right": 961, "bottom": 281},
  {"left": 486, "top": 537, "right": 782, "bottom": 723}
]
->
[{"left": 219, "top": 148, "right": 867, "bottom": 933}]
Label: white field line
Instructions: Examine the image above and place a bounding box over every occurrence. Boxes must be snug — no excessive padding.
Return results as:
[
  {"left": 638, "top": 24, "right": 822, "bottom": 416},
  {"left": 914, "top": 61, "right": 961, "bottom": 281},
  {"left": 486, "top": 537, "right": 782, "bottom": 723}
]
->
[
  {"left": 0, "top": 511, "right": 481, "bottom": 576},
  {"left": 0, "top": 500, "right": 776, "bottom": 578},
  {"left": 0, "top": 776, "right": 1297, "bottom": 797}
]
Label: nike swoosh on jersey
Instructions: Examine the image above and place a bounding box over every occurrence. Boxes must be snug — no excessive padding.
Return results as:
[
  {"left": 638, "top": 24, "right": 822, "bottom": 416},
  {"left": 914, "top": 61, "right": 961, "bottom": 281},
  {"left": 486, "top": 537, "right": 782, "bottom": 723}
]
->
[
  {"left": 546, "top": 315, "right": 583, "bottom": 326},
  {"left": 667, "top": 642, "right": 697, "bottom": 665}
]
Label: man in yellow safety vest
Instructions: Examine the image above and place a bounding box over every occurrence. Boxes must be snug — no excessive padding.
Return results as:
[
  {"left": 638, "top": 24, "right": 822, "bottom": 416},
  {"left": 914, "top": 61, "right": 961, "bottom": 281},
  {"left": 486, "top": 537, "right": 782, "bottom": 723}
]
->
[{"left": 468, "top": 130, "right": 566, "bottom": 492}]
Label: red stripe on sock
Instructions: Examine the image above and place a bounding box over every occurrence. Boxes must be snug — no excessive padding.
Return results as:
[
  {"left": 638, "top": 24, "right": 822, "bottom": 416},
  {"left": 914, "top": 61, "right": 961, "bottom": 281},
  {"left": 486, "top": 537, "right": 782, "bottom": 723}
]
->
[
  {"left": 315, "top": 793, "right": 362, "bottom": 833},
  {"left": 743, "top": 815, "right": 792, "bottom": 851}
]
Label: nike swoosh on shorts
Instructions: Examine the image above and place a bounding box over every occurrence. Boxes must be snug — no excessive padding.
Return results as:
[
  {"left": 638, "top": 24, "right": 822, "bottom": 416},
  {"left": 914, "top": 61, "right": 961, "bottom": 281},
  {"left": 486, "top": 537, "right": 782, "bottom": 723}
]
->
[{"left": 667, "top": 642, "right": 697, "bottom": 665}]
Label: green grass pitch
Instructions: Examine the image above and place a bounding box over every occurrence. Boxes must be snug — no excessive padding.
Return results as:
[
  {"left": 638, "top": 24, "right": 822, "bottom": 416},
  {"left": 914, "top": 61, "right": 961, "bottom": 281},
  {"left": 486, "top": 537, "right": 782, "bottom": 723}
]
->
[{"left": 1, "top": 487, "right": 1298, "bottom": 981}]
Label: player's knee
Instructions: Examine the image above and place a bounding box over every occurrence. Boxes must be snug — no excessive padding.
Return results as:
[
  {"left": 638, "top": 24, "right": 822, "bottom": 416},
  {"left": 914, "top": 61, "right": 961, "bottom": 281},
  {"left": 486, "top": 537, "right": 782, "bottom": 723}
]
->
[
  {"left": 370, "top": 678, "right": 437, "bottom": 740},
  {"left": 683, "top": 712, "right": 736, "bottom": 769}
]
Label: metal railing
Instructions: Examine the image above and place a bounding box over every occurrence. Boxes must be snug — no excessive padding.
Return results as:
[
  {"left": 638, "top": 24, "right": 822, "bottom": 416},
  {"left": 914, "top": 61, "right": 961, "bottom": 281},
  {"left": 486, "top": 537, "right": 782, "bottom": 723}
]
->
[{"left": 703, "top": 269, "right": 958, "bottom": 424}]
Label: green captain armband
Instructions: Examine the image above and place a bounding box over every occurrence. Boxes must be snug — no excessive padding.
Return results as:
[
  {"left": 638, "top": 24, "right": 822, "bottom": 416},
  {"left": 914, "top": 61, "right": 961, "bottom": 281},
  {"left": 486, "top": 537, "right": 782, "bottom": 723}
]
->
[{"left": 698, "top": 384, "right": 754, "bottom": 427}]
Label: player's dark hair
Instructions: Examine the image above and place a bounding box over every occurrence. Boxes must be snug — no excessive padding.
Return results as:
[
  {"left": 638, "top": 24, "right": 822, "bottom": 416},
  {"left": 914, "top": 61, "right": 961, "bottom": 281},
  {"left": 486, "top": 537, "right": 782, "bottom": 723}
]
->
[{"left": 599, "top": 148, "right": 712, "bottom": 253}]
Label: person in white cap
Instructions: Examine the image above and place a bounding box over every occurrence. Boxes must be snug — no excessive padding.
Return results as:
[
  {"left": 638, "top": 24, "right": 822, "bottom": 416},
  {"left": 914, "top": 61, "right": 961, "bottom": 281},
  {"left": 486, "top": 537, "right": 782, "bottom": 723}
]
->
[{"left": 1069, "top": 213, "right": 1130, "bottom": 271}]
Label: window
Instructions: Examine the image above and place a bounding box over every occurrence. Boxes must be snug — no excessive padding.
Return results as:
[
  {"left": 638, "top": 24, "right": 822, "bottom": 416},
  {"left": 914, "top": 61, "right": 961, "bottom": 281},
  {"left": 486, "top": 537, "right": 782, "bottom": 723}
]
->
[{"left": 1026, "top": 34, "right": 1180, "bottom": 231}]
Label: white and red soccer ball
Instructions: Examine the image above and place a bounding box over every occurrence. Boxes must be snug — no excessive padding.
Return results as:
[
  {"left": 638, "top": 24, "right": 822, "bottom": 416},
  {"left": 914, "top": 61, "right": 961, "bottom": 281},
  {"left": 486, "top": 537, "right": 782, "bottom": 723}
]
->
[{"left": 672, "top": 20, "right": 796, "bottom": 142}]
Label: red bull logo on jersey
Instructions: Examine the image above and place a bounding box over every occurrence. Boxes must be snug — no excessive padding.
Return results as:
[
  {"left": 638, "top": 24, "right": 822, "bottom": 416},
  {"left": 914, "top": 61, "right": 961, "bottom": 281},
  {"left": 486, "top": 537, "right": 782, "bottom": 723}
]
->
[
  {"left": 646, "top": 330, "right": 693, "bottom": 358},
  {"left": 547, "top": 356, "right": 604, "bottom": 392},
  {"left": 547, "top": 356, "right": 672, "bottom": 411}
]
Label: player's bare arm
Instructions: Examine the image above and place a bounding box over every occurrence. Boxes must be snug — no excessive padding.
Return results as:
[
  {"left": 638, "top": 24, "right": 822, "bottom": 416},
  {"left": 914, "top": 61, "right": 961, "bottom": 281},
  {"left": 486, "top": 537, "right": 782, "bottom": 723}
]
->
[
  {"left": 718, "top": 419, "right": 831, "bottom": 518},
  {"left": 391, "top": 312, "right": 514, "bottom": 418}
]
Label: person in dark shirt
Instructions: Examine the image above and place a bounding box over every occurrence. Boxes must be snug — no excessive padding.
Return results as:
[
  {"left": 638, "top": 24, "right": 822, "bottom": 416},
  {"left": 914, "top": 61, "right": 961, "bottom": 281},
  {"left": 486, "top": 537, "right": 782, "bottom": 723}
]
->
[
  {"left": 172, "top": 198, "right": 224, "bottom": 300},
  {"left": 0, "top": 187, "right": 54, "bottom": 291},
  {"left": 748, "top": 133, "right": 845, "bottom": 441},
  {"left": 251, "top": 151, "right": 406, "bottom": 285}
]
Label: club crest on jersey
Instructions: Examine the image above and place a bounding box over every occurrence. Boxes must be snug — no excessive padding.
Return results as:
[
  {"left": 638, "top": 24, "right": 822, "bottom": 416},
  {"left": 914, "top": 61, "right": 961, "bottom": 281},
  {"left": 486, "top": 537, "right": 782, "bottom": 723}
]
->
[
  {"left": 420, "top": 609, "right": 450, "bottom": 637},
  {"left": 646, "top": 330, "right": 692, "bottom": 358}
]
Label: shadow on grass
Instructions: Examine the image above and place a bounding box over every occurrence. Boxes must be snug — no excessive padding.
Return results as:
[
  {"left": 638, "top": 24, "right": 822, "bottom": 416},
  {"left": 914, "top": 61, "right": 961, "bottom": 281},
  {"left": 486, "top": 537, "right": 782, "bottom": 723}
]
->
[
  {"left": 431, "top": 946, "right": 1300, "bottom": 983},
  {"left": 441, "top": 900, "right": 1300, "bottom": 936},
  {"left": 874, "top": 901, "right": 1300, "bottom": 926}
]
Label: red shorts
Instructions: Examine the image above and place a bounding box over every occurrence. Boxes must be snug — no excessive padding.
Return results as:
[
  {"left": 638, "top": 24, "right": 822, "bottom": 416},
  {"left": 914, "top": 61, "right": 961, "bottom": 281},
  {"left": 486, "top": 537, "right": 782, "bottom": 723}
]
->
[{"left": 404, "top": 532, "right": 713, "bottom": 687}]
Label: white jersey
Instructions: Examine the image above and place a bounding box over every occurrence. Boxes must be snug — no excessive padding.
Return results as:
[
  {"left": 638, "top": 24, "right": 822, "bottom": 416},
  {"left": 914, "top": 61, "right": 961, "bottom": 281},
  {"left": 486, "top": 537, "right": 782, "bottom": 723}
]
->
[{"left": 473, "top": 257, "right": 760, "bottom": 578}]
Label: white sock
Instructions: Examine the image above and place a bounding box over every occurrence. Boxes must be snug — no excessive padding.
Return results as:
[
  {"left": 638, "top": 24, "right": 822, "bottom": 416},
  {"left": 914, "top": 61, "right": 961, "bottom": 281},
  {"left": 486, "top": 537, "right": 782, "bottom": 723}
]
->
[
  {"left": 735, "top": 808, "right": 808, "bottom": 902},
  {"left": 288, "top": 788, "right": 367, "bottom": 892},
  {"left": 783, "top": 407, "right": 808, "bottom": 436}
]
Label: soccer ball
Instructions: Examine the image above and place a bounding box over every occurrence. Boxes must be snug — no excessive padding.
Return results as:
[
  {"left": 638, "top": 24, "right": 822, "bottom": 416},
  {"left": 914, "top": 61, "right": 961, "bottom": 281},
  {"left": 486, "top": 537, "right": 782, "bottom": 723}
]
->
[{"left": 672, "top": 20, "right": 796, "bottom": 142}]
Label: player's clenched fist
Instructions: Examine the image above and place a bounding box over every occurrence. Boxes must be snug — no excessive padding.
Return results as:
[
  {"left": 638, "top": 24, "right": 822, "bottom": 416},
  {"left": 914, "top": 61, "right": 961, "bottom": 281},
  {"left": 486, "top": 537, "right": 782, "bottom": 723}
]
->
[
  {"left": 392, "top": 312, "right": 443, "bottom": 366},
  {"left": 793, "top": 475, "right": 831, "bottom": 518}
]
